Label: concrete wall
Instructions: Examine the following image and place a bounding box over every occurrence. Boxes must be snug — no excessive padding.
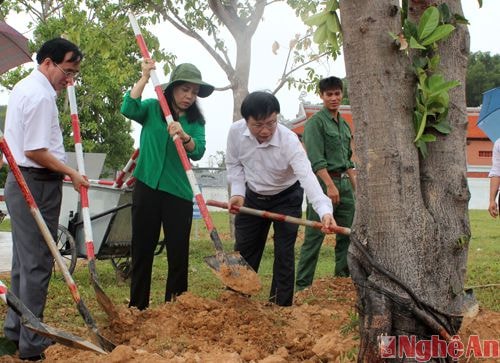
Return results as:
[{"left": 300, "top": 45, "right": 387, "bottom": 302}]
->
[
  {"left": 0, "top": 177, "right": 491, "bottom": 217},
  {"left": 201, "top": 178, "right": 491, "bottom": 212},
  {"left": 468, "top": 178, "right": 489, "bottom": 210}
]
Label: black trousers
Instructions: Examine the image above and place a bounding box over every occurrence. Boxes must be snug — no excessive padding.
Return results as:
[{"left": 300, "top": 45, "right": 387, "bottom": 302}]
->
[
  {"left": 235, "top": 181, "right": 303, "bottom": 306},
  {"left": 129, "top": 180, "right": 193, "bottom": 310}
]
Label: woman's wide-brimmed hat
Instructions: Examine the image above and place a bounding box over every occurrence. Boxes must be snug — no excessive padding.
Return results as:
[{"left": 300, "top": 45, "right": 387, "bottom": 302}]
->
[{"left": 161, "top": 63, "right": 214, "bottom": 98}]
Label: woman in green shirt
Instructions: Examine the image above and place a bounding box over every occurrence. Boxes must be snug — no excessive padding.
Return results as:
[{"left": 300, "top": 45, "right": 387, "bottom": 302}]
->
[{"left": 121, "top": 61, "right": 214, "bottom": 310}]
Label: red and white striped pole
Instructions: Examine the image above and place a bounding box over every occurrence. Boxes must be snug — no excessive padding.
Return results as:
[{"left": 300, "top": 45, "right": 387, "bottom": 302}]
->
[
  {"left": 64, "top": 177, "right": 115, "bottom": 186},
  {"left": 113, "top": 148, "right": 139, "bottom": 188},
  {"left": 67, "top": 80, "right": 117, "bottom": 319},
  {"left": 121, "top": 175, "right": 136, "bottom": 189},
  {"left": 67, "top": 80, "right": 96, "bottom": 261}
]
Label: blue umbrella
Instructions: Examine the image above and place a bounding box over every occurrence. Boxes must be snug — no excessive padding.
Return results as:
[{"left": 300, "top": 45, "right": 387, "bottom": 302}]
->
[{"left": 477, "top": 87, "right": 500, "bottom": 142}]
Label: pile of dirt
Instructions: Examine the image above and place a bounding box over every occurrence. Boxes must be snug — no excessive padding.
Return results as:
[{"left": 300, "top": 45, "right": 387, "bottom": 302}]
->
[{"left": 1, "top": 277, "right": 498, "bottom": 362}]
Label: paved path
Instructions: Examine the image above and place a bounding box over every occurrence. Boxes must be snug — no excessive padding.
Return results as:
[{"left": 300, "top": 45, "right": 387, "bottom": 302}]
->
[{"left": 0, "top": 231, "right": 12, "bottom": 273}]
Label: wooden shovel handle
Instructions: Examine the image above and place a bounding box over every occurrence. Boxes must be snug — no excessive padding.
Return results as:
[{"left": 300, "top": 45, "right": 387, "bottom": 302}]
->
[{"left": 206, "top": 200, "right": 351, "bottom": 236}]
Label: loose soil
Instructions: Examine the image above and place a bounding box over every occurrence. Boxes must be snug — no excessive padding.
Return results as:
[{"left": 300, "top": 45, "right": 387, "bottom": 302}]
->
[{"left": 0, "top": 277, "right": 499, "bottom": 362}]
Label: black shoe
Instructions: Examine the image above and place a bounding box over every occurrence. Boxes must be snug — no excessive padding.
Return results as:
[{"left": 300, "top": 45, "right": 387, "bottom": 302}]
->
[{"left": 21, "top": 352, "right": 45, "bottom": 361}]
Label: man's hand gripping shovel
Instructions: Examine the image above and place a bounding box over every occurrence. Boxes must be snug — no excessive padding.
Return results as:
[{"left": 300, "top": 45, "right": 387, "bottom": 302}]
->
[{"left": 128, "top": 13, "right": 261, "bottom": 296}]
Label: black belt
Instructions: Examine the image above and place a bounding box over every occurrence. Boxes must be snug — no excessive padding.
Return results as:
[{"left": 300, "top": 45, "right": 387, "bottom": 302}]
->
[
  {"left": 247, "top": 181, "right": 300, "bottom": 201},
  {"left": 329, "top": 170, "right": 349, "bottom": 179},
  {"left": 18, "top": 166, "right": 64, "bottom": 180}
]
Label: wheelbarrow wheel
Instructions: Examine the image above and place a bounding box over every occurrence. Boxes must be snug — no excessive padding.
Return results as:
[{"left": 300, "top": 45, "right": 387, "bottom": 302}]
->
[
  {"left": 111, "top": 255, "right": 131, "bottom": 281},
  {"left": 53, "top": 224, "right": 77, "bottom": 278}
]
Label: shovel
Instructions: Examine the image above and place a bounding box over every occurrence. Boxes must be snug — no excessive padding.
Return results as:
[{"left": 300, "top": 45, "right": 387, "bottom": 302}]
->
[
  {"left": 0, "top": 281, "right": 106, "bottom": 354},
  {"left": 128, "top": 13, "right": 261, "bottom": 296},
  {"left": 67, "top": 80, "right": 117, "bottom": 320},
  {"left": 113, "top": 148, "right": 139, "bottom": 188},
  {"left": 206, "top": 200, "right": 352, "bottom": 235},
  {"left": 0, "top": 133, "right": 116, "bottom": 352}
]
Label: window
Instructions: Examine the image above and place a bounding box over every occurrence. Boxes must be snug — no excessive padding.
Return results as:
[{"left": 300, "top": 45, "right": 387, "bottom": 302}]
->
[{"left": 479, "top": 151, "right": 492, "bottom": 158}]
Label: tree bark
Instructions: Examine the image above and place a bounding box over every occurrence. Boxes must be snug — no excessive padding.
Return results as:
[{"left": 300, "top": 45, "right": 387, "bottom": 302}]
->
[{"left": 340, "top": 0, "right": 470, "bottom": 361}]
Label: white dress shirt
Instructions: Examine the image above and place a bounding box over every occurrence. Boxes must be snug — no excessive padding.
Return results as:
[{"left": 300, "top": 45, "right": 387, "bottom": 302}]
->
[
  {"left": 4, "top": 69, "right": 66, "bottom": 168},
  {"left": 489, "top": 139, "right": 500, "bottom": 177},
  {"left": 226, "top": 119, "right": 333, "bottom": 218}
]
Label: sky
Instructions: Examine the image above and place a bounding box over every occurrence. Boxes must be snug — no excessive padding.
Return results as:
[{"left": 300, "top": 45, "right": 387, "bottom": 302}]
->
[{"left": 2, "top": 1, "right": 500, "bottom": 166}]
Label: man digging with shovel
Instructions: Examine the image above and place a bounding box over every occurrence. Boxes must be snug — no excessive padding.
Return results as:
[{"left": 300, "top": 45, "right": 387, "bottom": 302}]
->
[
  {"left": 2, "top": 38, "right": 89, "bottom": 360},
  {"left": 226, "top": 91, "right": 336, "bottom": 306}
]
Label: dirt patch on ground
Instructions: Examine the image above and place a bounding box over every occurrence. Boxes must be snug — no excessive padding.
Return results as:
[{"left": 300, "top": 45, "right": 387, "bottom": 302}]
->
[{"left": 1, "top": 277, "right": 499, "bottom": 362}]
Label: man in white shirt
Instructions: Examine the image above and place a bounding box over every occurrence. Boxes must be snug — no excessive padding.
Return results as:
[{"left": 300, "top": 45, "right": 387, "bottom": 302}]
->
[
  {"left": 488, "top": 138, "right": 500, "bottom": 218},
  {"left": 3, "top": 38, "right": 88, "bottom": 361},
  {"left": 226, "top": 91, "right": 336, "bottom": 306}
]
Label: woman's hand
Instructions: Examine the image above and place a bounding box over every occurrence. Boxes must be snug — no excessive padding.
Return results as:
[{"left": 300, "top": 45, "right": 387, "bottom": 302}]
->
[
  {"left": 168, "top": 121, "right": 189, "bottom": 141},
  {"left": 141, "top": 58, "right": 155, "bottom": 79},
  {"left": 130, "top": 58, "right": 156, "bottom": 99}
]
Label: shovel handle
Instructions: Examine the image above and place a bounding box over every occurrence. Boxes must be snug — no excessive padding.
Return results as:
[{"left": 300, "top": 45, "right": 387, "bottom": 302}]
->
[
  {"left": 113, "top": 148, "right": 139, "bottom": 188},
  {"left": 67, "top": 80, "right": 117, "bottom": 319},
  {"left": 206, "top": 200, "right": 351, "bottom": 236}
]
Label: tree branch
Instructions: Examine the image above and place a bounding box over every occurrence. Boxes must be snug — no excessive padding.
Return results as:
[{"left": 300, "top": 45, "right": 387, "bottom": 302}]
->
[
  {"left": 272, "top": 51, "right": 329, "bottom": 94},
  {"left": 246, "top": 0, "right": 266, "bottom": 35},
  {"left": 152, "top": 2, "right": 236, "bottom": 81},
  {"left": 208, "top": 0, "right": 245, "bottom": 36}
]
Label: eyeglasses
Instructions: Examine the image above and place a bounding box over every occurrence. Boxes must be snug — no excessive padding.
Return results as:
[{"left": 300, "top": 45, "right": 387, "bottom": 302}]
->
[
  {"left": 53, "top": 60, "right": 79, "bottom": 79},
  {"left": 249, "top": 120, "right": 277, "bottom": 131}
]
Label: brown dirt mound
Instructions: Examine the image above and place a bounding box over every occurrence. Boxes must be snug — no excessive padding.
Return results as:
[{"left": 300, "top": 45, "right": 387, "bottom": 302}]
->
[{"left": 1, "top": 277, "right": 498, "bottom": 362}]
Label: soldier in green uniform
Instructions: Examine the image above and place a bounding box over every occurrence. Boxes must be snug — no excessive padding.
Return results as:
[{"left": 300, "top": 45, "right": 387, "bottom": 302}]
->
[{"left": 296, "top": 76, "right": 356, "bottom": 289}]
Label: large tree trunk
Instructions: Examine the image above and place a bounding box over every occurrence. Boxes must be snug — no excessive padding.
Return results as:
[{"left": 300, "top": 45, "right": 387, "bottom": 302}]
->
[{"left": 340, "top": 0, "right": 470, "bottom": 361}]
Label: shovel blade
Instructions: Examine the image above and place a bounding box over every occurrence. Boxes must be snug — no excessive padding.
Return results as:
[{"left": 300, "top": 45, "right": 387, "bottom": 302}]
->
[
  {"left": 25, "top": 321, "right": 107, "bottom": 354},
  {"left": 5, "top": 292, "right": 107, "bottom": 355},
  {"left": 204, "top": 252, "right": 262, "bottom": 295},
  {"left": 91, "top": 278, "right": 118, "bottom": 320},
  {"left": 75, "top": 300, "right": 116, "bottom": 352}
]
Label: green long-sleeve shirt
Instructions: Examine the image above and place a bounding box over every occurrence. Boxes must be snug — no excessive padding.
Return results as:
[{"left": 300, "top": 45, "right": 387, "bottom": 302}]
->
[
  {"left": 120, "top": 91, "right": 206, "bottom": 201},
  {"left": 303, "top": 107, "right": 354, "bottom": 173}
]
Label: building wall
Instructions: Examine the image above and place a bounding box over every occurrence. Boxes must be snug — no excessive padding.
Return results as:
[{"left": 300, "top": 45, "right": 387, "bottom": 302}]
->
[{"left": 467, "top": 139, "right": 493, "bottom": 166}]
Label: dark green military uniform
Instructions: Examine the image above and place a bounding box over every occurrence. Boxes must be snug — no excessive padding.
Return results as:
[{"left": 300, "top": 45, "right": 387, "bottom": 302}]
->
[{"left": 296, "top": 107, "right": 355, "bottom": 289}]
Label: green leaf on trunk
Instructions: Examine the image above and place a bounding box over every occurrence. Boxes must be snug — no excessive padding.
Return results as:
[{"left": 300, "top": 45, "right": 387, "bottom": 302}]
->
[
  {"left": 417, "top": 7, "right": 439, "bottom": 40},
  {"left": 421, "top": 24, "right": 455, "bottom": 46},
  {"left": 438, "top": 3, "right": 452, "bottom": 23},
  {"left": 409, "top": 37, "right": 426, "bottom": 50},
  {"left": 415, "top": 139, "right": 429, "bottom": 158},
  {"left": 414, "top": 110, "right": 427, "bottom": 142},
  {"left": 430, "top": 120, "right": 452, "bottom": 134},
  {"left": 419, "top": 133, "right": 437, "bottom": 142}
]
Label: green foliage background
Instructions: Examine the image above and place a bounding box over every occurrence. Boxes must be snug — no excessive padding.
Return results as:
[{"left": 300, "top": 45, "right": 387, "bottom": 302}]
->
[
  {"left": 467, "top": 51, "right": 500, "bottom": 106},
  {"left": 0, "top": 0, "right": 175, "bottom": 178}
]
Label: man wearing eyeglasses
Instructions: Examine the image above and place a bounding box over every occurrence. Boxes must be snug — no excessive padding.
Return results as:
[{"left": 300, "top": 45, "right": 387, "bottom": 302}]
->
[
  {"left": 226, "top": 91, "right": 336, "bottom": 306},
  {"left": 3, "top": 37, "right": 88, "bottom": 361}
]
